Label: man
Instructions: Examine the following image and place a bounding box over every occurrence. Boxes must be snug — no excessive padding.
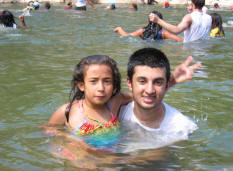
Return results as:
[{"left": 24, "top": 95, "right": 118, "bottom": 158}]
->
[
  {"left": 150, "top": 0, "right": 212, "bottom": 42},
  {"left": 119, "top": 48, "right": 199, "bottom": 146}
]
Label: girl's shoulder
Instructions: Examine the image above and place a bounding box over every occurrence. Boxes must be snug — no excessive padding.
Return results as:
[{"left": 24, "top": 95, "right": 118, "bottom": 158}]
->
[{"left": 67, "top": 100, "right": 86, "bottom": 130}]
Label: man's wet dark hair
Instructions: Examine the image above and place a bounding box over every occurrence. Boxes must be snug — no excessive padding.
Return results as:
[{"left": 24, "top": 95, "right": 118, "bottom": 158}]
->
[{"left": 127, "top": 48, "right": 170, "bottom": 84}]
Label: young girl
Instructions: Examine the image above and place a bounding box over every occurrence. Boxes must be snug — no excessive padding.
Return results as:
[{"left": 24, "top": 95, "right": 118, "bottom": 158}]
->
[
  {"left": 0, "top": 10, "right": 26, "bottom": 29},
  {"left": 48, "top": 55, "right": 131, "bottom": 136},
  {"left": 210, "top": 13, "right": 225, "bottom": 37},
  {"left": 114, "top": 11, "right": 183, "bottom": 42}
]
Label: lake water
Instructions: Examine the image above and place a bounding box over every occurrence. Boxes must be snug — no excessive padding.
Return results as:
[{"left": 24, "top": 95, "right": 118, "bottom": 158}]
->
[{"left": 0, "top": 3, "right": 233, "bottom": 170}]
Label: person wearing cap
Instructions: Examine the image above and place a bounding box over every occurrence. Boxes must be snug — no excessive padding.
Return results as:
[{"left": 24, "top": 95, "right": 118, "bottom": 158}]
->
[{"left": 106, "top": 3, "right": 116, "bottom": 10}]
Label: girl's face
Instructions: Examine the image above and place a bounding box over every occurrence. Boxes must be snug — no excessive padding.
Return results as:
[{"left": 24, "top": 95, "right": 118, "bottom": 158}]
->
[{"left": 78, "top": 64, "right": 114, "bottom": 106}]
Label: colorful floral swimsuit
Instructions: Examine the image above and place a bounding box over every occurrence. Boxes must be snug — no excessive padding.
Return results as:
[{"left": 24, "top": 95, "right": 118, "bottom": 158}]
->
[{"left": 72, "top": 99, "right": 119, "bottom": 136}]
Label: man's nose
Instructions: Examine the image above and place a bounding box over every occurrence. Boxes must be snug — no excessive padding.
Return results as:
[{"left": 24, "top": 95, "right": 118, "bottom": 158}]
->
[{"left": 145, "top": 83, "right": 155, "bottom": 94}]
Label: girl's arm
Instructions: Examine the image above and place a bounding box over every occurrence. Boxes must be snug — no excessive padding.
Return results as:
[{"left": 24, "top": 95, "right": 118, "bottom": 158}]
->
[
  {"left": 162, "top": 30, "right": 183, "bottom": 42},
  {"left": 48, "top": 103, "right": 69, "bottom": 125},
  {"left": 114, "top": 27, "right": 144, "bottom": 37},
  {"left": 109, "top": 92, "right": 132, "bottom": 116}
]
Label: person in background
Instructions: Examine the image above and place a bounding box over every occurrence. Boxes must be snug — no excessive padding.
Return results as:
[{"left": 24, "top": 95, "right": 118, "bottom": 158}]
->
[
  {"left": 114, "top": 10, "right": 183, "bottom": 42},
  {"left": 74, "top": 0, "right": 96, "bottom": 11},
  {"left": 23, "top": 1, "right": 35, "bottom": 11},
  {"left": 106, "top": 3, "right": 116, "bottom": 10},
  {"left": 213, "top": 3, "right": 220, "bottom": 10},
  {"left": 44, "top": 2, "right": 51, "bottom": 10},
  {"left": 163, "top": 1, "right": 173, "bottom": 8},
  {"left": 0, "top": 10, "right": 26, "bottom": 29},
  {"left": 150, "top": 0, "right": 212, "bottom": 43},
  {"left": 209, "top": 13, "right": 224, "bottom": 37},
  {"left": 129, "top": 3, "right": 137, "bottom": 11},
  {"left": 33, "top": 0, "right": 41, "bottom": 10},
  {"left": 64, "top": 2, "right": 73, "bottom": 9}
]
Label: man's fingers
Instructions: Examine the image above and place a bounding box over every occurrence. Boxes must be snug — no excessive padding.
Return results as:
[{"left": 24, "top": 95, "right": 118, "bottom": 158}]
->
[
  {"left": 190, "top": 62, "right": 202, "bottom": 71},
  {"left": 183, "top": 56, "right": 193, "bottom": 66}
]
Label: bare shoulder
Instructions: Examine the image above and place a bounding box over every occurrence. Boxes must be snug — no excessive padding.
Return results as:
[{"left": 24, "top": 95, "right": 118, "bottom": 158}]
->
[{"left": 48, "top": 103, "right": 69, "bottom": 125}]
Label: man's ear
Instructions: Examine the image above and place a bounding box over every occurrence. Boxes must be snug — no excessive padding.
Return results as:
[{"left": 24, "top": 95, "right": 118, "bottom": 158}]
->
[
  {"left": 77, "top": 82, "right": 84, "bottom": 92},
  {"left": 127, "top": 77, "right": 133, "bottom": 92}
]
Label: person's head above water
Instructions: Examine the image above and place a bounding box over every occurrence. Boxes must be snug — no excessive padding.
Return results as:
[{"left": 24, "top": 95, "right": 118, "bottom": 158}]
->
[
  {"left": 129, "top": 3, "right": 138, "bottom": 11},
  {"left": 191, "top": 0, "right": 205, "bottom": 10},
  {"left": 127, "top": 48, "right": 170, "bottom": 86},
  {"left": 164, "top": 1, "right": 170, "bottom": 8},
  {"left": 142, "top": 10, "right": 163, "bottom": 40},
  {"left": 44, "top": 2, "right": 51, "bottom": 10},
  {"left": 210, "top": 13, "right": 224, "bottom": 36},
  {"left": 0, "top": 10, "right": 16, "bottom": 27},
  {"left": 71, "top": 55, "right": 121, "bottom": 100}
]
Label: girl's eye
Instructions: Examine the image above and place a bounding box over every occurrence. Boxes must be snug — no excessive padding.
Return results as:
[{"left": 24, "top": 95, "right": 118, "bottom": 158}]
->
[{"left": 104, "top": 79, "right": 112, "bottom": 84}]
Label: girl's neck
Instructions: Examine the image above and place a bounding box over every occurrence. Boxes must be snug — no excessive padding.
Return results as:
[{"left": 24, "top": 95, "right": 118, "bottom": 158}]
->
[{"left": 82, "top": 99, "right": 110, "bottom": 119}]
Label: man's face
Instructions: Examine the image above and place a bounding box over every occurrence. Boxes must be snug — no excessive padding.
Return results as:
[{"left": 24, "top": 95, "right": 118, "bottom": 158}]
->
[{"left": 127, "top": 66, "right": 167, "bottom": 110}]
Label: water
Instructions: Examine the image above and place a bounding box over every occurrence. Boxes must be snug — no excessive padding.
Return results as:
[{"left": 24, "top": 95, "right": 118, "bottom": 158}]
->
[{"left": 0, "top": 3, "right": 233, "bottom": 170}]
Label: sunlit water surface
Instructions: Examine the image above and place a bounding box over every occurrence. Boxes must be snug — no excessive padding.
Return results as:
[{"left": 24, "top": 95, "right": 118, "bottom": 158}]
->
[{"left": 0, "top": 3, "right": 233, "bottom": 170}]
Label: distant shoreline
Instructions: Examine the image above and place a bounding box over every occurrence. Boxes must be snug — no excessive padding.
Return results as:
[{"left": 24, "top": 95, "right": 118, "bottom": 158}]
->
[{"left": 0, "top": 0, "right": 232, "bottom": 8}]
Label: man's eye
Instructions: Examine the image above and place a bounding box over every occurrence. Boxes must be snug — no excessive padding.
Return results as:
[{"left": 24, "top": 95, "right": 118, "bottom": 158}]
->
[{"left": 154, "top": 80, "right": 163, "bottom": 85}]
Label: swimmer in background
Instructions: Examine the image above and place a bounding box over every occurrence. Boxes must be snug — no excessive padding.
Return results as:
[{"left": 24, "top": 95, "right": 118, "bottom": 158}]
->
[
  {"left": 44, "top": 2, "right": 51, "bottom": 10},
  {"left": 213, "top": 3, "right": 220, "bottom": 10},
  {"left": 163, "top": 1, "right": 173, "bottom": 8},
  {"left": 114, "top": 10, "right": 183, "bottom": 42},
  {"left": 33, "top": 0, "right": 41, "bottom": 10},
  {"left": 74, "top": 0, "right": 96, "bottom": 11},
  {"left": 22, "top": 1, "right": 35, "bottom": 11},
  {"left": 105, "top": 3, "right": 116, "bottom": 10},
  {"left": 209, "top": 13, "right": 224, "bottom": 37},
  {"left": 64, "top": 2, "right": 73, "bottom": 9},
  {"left": 0, "top": 10, "right": 26, "bottom": 29},
  {"left": 129, "top": 3, "right": 137, "bottom": 11}
]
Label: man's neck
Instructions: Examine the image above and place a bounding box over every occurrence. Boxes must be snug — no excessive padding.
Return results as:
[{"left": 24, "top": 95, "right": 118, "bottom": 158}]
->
[{"left": 133, "top": 102, "right": 166, "bottom": 129}]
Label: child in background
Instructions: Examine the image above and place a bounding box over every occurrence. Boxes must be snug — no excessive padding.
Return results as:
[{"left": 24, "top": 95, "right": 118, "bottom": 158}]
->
[
  {"left": 210, "top": 13, "right": 224, "bottom": 37},
  {"left": 48, "top": 55, "right": 131, "bottom": 136},
  {"left": 0, "top": 10, "right": 26, "bottom": 29},
  {"left": 64, "top": 2, "right": 72, "bottom": 9}
]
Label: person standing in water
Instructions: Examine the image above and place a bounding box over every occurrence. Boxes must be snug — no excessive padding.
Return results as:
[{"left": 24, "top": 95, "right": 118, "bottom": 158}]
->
[
  {"left": 150, "top": 0, "right": 212, "bottom": 42},
  {"left": 74, "top": 0, "right": 96, "bottom": 11},
  {"left": 114, "top": 11, "right": 183, "bottom": 42}
]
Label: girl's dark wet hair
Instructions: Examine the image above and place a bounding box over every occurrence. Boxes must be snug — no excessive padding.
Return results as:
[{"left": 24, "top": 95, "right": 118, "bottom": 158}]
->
[
  {"left": 65, "top": 55, "right": 121, "bottom": 122},
  {"left": 142, "top": 11, "right": 163, "bottom": 40},
  {"left": 0, "top": 10, "right": 16, "bottom": 27},
  {"left": 210, "top": 13, "right": 225, "bottom": 36}
]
